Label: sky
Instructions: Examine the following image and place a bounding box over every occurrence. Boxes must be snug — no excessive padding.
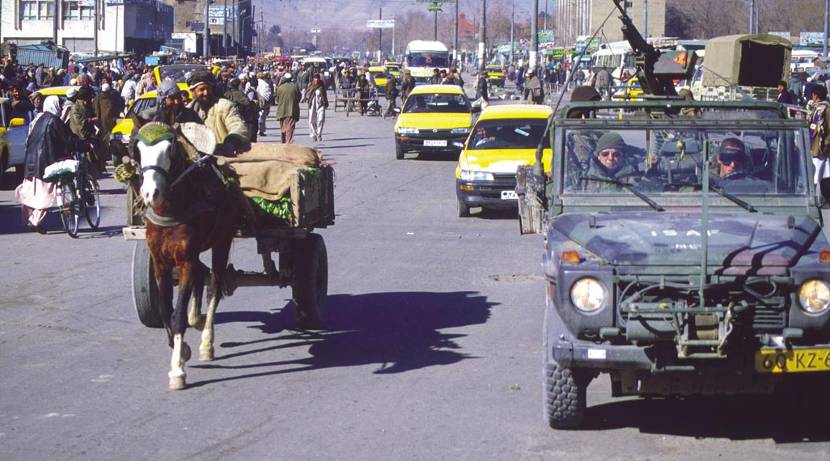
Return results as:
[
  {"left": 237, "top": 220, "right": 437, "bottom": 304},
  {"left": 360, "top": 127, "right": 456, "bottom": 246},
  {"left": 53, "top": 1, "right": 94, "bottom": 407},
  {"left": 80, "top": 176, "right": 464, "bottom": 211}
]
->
[{"left": 260, "top": 0, "right": 539, "bottom": 32}]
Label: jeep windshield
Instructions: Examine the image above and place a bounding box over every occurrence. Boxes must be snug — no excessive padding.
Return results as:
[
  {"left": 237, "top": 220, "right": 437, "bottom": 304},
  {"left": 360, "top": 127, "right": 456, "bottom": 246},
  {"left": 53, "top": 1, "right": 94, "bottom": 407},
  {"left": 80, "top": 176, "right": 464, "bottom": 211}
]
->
[{"left": 562, "top": 127, "right": 809, "bottom": 205}]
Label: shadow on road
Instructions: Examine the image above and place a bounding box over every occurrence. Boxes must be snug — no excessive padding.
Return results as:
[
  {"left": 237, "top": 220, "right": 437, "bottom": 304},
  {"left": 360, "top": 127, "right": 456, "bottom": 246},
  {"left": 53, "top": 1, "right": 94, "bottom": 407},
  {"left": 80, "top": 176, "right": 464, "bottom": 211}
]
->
[
  {"left": 190, "top": 291, "right": 497, "bottom": 387},
  {"left": 582, "top": 392, "right": 830, "bottom": 443}
]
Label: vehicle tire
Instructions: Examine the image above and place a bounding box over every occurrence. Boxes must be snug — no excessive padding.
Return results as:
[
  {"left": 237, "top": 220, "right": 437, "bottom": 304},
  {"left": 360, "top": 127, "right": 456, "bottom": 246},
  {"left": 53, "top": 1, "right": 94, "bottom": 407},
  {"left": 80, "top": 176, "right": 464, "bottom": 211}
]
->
[
  {"left": 544, "top": 361, "right": 590, "bottom": 429},
  {"left": 292, "top": 233, "right": 328, "bottom": 330},
  {"left": 395, "top": 141, "right": 404, "bottom": 160},
  {"left": 132, "top": 242, "right": 163, "bottom": 328},
  {"left": 83, "top": 176, "right": 101, "bottom": 229},
  {"left": 59, "top": 181, "right": 80, "bottom": 238},
  {"left": 457, "top": 199, "right": 470, "bottom": 217}
]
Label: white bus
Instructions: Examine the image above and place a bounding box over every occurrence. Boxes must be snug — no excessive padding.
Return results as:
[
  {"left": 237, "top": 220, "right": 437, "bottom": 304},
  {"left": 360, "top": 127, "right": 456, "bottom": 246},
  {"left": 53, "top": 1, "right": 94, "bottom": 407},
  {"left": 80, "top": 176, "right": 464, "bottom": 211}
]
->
[
  {"left": 591, "top": 41, "right": 634, "bottom": 79},
  {"left": 791, "top": 49, "right": 819, "bottom": 73},
  {"left": 404, "top": 40, "right": 450, "bottom": 84}
]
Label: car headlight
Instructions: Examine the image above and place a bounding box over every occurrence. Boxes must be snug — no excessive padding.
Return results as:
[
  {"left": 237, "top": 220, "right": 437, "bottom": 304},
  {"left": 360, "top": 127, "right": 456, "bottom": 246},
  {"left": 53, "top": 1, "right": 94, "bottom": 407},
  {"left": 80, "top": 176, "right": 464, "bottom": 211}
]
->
[
  {"left": 451, "top": 127, "right": 470, "bottom": 134},
  {"left": 460, "top": 169, "right": 494, "bottom": 181},
  {"left": 798, "top": 279, "right": 830, "bottom": 314},
  {"left": 570, "top": 277, "right": 606, "bottom": 313},
  {"left": 397, "top": 127, "right": 419, "bottom": 135}
]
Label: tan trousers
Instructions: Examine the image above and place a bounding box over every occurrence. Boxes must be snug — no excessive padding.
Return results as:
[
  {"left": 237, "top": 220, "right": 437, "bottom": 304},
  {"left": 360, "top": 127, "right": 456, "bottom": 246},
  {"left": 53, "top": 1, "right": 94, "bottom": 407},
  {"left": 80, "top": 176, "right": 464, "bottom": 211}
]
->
[{"left": 280, "top": 117, "right": 296, "bottom": 144}]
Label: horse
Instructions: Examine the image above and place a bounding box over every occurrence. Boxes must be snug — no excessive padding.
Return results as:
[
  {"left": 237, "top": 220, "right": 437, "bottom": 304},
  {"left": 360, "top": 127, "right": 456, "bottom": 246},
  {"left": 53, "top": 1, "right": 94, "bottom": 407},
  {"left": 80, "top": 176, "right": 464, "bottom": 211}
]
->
[{"left": 135, "top": 122, "right": 240, "bottom": 390}]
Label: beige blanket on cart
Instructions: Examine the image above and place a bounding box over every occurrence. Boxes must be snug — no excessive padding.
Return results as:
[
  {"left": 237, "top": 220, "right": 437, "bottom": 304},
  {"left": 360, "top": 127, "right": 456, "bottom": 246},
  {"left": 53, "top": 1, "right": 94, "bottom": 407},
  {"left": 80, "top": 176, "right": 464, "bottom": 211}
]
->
[{"left": 218, "top": 143, "right": 321, "bottom": 200}]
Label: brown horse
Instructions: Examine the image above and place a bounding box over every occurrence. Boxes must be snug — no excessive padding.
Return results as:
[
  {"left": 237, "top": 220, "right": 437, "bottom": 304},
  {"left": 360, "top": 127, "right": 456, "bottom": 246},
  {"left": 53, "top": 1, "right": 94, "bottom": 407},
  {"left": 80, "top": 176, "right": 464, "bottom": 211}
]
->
[{"left": 136, "top": 122, "right": 239, "bottom": 390}]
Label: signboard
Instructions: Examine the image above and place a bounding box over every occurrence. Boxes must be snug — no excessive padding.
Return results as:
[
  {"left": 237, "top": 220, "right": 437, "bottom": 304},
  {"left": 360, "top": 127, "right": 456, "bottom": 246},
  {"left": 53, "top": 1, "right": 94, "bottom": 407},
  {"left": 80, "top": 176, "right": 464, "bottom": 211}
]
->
[
  {"left": 769, "top": 31, "right": 791, "bottom": 40},
  {"left": 801, "top": 32, "right": 825, "bottom": 47},
  {"left": 190, "top": 22, "right": 205, "bottom": 32},
  {"left": 208, "top": 5, "right": 237, "bottom": 26},
  {"left": 310, "top": 27, "right": 321, "bottom": 34},
  {"left": 367, "top": 19, "right": 395, "bottom": 29},
  {"left": 538, "top": 30, "right": 555, "bottom": 45},
  {"left": 106, "top": 0, "right": 125, "bottom": 5}
]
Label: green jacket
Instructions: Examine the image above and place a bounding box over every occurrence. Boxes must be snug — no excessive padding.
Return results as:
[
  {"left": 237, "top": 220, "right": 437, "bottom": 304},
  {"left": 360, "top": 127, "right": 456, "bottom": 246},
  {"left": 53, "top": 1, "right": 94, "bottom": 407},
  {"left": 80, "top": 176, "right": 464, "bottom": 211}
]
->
[
  {"left": 581, "top": 157, "right": 640, "bottom": 192},
  {"left": 276, "top": 81, "right": 301, "bottom": 121},
  {"left": 68, "top": 101, "right": 95, "bottom": 141}
]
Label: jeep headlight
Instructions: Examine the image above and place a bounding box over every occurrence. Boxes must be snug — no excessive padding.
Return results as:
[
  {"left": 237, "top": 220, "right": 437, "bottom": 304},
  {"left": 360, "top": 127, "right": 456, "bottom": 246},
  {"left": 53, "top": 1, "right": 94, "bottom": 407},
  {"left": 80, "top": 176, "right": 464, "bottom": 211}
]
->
[
  {"left": 397, "top": 127, "right": 419, "bottom": 135},
  {"left": 451, "top": 127, "right": 470, "bottom": 134},
  {"left": 460, "top": 170, "right": 494, "bottom": 181},
  {"left": 798, "top": 279, "right": 830, "bottom": 314},
  {"left": 570, "top": 277, "right": 605, "bottom": 313}
]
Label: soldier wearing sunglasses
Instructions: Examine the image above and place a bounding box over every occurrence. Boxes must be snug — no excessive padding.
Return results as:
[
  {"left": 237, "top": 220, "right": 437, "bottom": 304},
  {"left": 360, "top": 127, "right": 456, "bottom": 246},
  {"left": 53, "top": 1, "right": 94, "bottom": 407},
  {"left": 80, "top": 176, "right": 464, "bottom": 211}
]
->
[{"left": 716, "top": 138, "right": 749, "bottom": 180}]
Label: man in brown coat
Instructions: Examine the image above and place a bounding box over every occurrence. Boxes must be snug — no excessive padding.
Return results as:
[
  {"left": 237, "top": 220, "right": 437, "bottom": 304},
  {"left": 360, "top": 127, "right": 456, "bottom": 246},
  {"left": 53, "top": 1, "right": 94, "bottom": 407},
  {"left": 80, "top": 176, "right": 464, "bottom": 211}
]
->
[{"left": 275, "top": 72, "right": 300, "bottom": 144}]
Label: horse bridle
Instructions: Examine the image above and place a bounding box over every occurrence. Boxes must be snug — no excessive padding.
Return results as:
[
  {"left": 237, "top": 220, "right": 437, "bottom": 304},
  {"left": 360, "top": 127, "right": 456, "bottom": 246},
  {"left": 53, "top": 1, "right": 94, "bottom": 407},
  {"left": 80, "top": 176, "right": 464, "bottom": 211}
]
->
[{"left": 141, "top": 154, "right": 215, "bottom": 190}]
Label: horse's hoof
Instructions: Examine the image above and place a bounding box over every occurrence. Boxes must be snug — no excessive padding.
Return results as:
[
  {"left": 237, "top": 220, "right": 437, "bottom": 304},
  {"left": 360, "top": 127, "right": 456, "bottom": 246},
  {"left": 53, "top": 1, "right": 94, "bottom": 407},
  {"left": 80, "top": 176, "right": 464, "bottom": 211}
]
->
[
  {"left": 169, "top": 375, "right": 187, "bottom": 390},
  {"left": 181, "top": 342, "right": 192, "bottom": 363},
  {"left": 188, "top": 314, "right": 206, "bottom": 330},
  {"left": 199, "top": 348, "right": 214, "bottom": 362}
]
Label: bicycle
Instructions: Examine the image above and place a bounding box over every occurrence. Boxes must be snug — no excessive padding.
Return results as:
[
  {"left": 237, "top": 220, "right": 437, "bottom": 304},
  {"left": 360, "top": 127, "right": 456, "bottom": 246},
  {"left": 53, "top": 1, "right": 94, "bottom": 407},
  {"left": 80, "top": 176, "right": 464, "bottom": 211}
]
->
[{"left": 45, "top": 151, "right": 101, "bottom": 238}]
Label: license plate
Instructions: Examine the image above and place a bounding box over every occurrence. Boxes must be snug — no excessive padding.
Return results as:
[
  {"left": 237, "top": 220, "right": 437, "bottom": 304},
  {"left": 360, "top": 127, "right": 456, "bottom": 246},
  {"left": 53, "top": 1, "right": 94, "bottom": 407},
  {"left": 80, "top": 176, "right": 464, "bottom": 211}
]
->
[
  {"left": 501, "top": 190, "right": 518, "bottom": 200},
  {"left": 755, "top": 348, "right": 830, "bottom": 373},
  {"left": 423, "top": 139, "right": 447, "bottom": 147}
]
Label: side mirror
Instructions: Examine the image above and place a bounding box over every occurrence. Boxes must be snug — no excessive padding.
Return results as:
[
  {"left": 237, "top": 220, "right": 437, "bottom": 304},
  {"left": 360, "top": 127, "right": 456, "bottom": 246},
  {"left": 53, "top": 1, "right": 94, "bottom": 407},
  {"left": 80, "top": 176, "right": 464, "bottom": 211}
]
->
[
  {"left": 9, "top": 117, "right": 25, "bottom": 127},
  {"left": 470, "top": 105, "right": 482, "bottom": 114},
  {"left": 452, "top": 141, "right": 465, "bottom": 150},
  {"left": 393, "top": 107, "right": 401, "bottom": 114}
]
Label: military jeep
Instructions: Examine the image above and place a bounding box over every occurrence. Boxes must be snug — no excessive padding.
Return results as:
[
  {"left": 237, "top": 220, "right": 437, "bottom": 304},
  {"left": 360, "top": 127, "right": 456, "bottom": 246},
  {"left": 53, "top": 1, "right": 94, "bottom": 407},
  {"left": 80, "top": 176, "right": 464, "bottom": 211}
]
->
[{"left": 517, "top": 100, "right": 830, "bottom": 428}]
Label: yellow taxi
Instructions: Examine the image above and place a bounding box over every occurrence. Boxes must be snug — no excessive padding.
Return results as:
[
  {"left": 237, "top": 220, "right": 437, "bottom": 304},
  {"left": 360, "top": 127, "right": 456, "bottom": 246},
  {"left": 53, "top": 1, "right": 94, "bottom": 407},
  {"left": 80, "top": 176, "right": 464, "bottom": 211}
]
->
[
  {"left": 485, "top": 64, "right": 506, "bottom": 87},
  {"left": 455, "top": 104, "right": 553, "bottom": 217},
  {"left": 110, "top": 83, "right": 190, "bottom": 158},
  {"left": 385, "top": 62, "right": 401, "bottom": 79},
  {"left": 368, "top": 65, "right": 389, "bottom": 89},
  {"left": 394, "top": 84, "right": 474, "bottom": 160},
  {"left": 611, "top": 76, "right": 644, "bottom": 102}
]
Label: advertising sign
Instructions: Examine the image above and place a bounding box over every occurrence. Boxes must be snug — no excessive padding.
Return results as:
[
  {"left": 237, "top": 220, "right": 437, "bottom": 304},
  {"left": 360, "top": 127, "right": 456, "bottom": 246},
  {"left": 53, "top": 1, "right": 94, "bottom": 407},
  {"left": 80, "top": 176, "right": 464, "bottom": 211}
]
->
[{"left": 367, "top": 19, "right": 396, "bottom": 29}]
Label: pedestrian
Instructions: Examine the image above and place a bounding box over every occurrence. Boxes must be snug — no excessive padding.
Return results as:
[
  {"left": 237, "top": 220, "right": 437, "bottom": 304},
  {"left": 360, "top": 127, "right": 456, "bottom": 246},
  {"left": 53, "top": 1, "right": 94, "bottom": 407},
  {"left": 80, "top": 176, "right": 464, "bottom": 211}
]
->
[
  {"left": 61, "top": 87, "right": 77, "bottom": 124},
  {"left": 275, "top": 72, "right": 300, "bottom": 144},
  {"left": 593, "top": 67, "right": 613, "bottom": 101},
  {"left": 383, "top": 73, "right": 398, "bottom": 118},
  {"left": 305, "top": 74, "right": 328, "bottom": 142},
  {"left": 93, "top": 82, "right": 124, "bottom": 166},
  {"left": 356, "top": 72, "right": 369, "bottom": 115},
  {"left": 524, "top": 70, "right": 545, "bottom": 104},
  {"left": 68, "top": 86, "right": 102, "bottom": 172},
  {"left": 223, "top": 78, "right": 259, "bottom": 142},
  {"left": 186, "top": 69, "right": 250, "bottom": 156},
  {"left": 476, "top": 71, "right": 490, "bottom": 105},
  {"left": 777, "top": 80, "right": 796, "bottom": 105},
  {"left": 256, "top": 72, "right": 272, "bottom": 137},
  {"left": 809, "top": 85, "right": 830, "bottom": 202},
  {"left": 430, "top": 68, "right": 442, "bottom": 84},
  {"left": 121, "top": 73, "right": 138, "bottom": 106},
  {"left": 15, "top": 96, "right": 72, "bottom": 233},
  {"left": 400, "top": 69, "right": 415, "bottom": 102}
]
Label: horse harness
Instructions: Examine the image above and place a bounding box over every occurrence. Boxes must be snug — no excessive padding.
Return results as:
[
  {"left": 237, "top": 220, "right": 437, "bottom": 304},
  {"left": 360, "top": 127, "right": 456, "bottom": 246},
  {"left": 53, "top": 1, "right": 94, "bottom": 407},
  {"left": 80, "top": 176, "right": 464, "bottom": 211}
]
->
[{"left": 142, "top": 154, "right": 226, "bottom": 228}]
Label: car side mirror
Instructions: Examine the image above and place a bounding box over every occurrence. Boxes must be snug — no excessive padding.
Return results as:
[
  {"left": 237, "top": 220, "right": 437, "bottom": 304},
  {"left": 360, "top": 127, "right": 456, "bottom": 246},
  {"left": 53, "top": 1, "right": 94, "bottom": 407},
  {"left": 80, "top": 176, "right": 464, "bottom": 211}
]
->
[
  {"left": 9, "top": 117, "right": 25, "bottom": 127},
  {"left": 471, "top": 105, "right": 481, "bottom": 114},
  {"left": 452, "top": 141, "right": 465, "bottom": 150}
]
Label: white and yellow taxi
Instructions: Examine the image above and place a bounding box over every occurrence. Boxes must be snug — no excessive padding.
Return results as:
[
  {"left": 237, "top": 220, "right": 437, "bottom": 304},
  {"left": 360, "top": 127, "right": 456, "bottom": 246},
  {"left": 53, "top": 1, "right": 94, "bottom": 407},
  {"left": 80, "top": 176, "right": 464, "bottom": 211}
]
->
[
  {"left": 455, "top": 104, "right": 553, "bottom": 217},
  {"left": 394, "top": 84, "right": 473, "bottom": 159}
]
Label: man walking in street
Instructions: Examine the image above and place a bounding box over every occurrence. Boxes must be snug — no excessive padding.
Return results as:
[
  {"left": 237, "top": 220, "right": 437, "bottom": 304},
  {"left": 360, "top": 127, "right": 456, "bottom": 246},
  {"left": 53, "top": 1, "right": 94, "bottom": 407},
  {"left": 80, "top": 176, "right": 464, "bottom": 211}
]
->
[
  {"left": 477, "top": 71, "right": 490, "bottom": 105},
  {"left": 593, "top": 67, "right": 613, "bottom": 101},
  {"left": 524, "top": 70, "right": 545, "bottom": 105},
  {"left": 400, "top": 69, "right": 415, "bottom": 102},
  {"left": 276, "top": 72, "right": 300, "bottom": 144},
  {"left": 256, "top": 72, "right": 273, "bottom": 137},
  {"left": 809, "top": 85, "right": 830, "bottom": 202},
  {"left": 384, "top": 74, "right": 399, "bottom": 119},
  {"left": 93, "top": 82, "right": 124, "bottom": 166}
]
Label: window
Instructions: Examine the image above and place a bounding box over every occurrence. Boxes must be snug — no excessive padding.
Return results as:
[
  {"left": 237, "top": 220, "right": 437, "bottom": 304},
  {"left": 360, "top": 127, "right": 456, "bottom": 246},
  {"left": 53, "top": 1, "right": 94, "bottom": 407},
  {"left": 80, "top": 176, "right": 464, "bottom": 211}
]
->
[
  {"left": 20, "top": 0, "right": 54, "bottom": 20},
  {"left": 63, "top": 0, "right": 93, "bottom": 20},
  {"left": 402, "top": 93, "right": 470, "bottom": 114}
]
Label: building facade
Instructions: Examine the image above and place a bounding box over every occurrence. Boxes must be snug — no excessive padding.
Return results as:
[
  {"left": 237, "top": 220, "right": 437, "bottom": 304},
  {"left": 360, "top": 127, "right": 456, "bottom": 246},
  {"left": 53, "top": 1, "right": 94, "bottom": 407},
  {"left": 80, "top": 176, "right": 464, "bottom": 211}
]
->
[
  {"left": 169, "top": 0, "right": 253, "bottom": 56},
  {"left": 554, "top": 0, "right": 666, "bottom": 47},
  {"left": 1, "top": 0, "right": 174, "bottom": 55}
]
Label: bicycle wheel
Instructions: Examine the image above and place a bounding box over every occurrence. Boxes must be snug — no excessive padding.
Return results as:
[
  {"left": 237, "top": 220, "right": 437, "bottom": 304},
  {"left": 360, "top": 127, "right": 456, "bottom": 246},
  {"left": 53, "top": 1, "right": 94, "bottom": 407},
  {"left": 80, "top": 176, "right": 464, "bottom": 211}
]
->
[
  {"left": 59, "top": 180, "right": 80, "bottom": 238},
  {"left": 82, "top": 175, "right": 101, "bottom": 229}
]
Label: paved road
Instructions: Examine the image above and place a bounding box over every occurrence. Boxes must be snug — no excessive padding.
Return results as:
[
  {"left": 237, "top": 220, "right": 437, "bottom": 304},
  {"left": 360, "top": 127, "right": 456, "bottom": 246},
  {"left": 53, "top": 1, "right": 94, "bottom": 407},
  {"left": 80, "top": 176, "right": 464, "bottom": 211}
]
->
[{"left": 1, "top": 89, "right": 829, "bottom": 460}]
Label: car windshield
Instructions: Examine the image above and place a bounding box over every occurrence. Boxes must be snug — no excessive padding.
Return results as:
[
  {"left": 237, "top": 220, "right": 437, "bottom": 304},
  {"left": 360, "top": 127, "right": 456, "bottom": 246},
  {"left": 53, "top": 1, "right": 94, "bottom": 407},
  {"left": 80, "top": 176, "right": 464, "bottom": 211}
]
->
[
  {"left": 158, "top": 64, "right": 209, "bottom": 82},
  {"left": 468, "top": 119, "right": 550, "bottom": 149},
  {"left": 403, "top": 93, "right": 470, "bottom": 114},
  {"left": 562, "top": 128, "right": 808, "bottom": 199},
  {"left": 407, "top": 52, "right": 449, "bottom": 68},
  {"left": 131, "top": 98, "right": 157, "bottom": 116}
]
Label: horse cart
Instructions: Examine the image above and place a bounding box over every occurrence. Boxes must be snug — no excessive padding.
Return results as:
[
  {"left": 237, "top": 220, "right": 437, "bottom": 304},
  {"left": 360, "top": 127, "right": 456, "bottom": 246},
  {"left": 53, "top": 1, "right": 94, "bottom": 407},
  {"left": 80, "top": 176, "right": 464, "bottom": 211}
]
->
[{"left": 121, "top": 125, "right": 335, "bottom": 331}]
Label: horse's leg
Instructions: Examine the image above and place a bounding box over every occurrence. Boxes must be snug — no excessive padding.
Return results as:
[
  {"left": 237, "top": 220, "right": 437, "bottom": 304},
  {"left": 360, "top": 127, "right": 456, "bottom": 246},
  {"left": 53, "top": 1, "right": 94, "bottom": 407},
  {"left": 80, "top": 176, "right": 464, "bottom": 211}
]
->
[
  {"left": 154, "top": 263, "right": 175, "bottom": 348},
  {"left": 200, "top": 240, "right": 231, "bottom": 362},
  {"left": 187, "top": 262, "right": 207, "bottom": 330},
  {"left": 169, "top": 260, "right": 195, "bottom": 390}
]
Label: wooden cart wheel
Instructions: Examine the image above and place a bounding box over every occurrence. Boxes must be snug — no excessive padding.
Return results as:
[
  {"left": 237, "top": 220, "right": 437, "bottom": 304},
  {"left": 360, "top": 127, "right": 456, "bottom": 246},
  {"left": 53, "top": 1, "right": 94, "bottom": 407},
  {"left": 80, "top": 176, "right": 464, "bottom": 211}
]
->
[
  {"left": 292, "top": 233, "right": 328, "bottom": 330},
  {"left": 132, "top": 242, "right": 163, "bottom": 328}
]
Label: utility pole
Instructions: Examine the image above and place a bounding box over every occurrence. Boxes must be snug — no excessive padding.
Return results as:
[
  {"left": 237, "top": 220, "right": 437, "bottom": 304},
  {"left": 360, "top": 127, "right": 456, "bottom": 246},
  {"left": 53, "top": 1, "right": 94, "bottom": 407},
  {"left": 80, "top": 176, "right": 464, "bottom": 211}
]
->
[
  {"left": 644, "top": 0, "right": 648, "bottom": 39},
  {"left": 748, "top": 0, "right": 756, "bottom": 34},
  {"left": 223, "top": 0, "right": 228, "bottom": 55},
  {"left": 93, "top": 0, "right": 99, "bottom": 56},
  {"left": 531, "top": 0, "right": 539, "bottom": 72},
  {"left": 203, "top": 0, "right": 210, "bottom": 58},
  {"left": 379, "top": 7, "right": 383, "bottom": 60},
  {"left": 544, "top": 0, "right": 547, "bottom": 31},
  {"left": 454, "top": 0, "right": 459, "bottom": 66},
  {"left": 478, "top": 0, "right": 486, "bottom": 70},
  {"left": 53, "top": 0, "right": 59, "bottom": 44},
  {"left": 825, "top": 0, "right": 829, "bottom": 60},
  {"left": 232, "top": 0, "right": 237, "bottom": 55},
  {"left": 510, "top": 0, "right": 515, "bottom": 65}
]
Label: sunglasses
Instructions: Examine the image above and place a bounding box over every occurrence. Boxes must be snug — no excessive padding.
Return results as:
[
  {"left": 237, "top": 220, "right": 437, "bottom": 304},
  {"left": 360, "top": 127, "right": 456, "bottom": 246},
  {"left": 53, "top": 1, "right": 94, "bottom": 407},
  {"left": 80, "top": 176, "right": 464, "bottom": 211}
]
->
[
  {"left": 718, "top": 149, "right": 743, "bottom": 165},
  {"left": 598, "top": 149, "right": 622, "bottom": 158}
]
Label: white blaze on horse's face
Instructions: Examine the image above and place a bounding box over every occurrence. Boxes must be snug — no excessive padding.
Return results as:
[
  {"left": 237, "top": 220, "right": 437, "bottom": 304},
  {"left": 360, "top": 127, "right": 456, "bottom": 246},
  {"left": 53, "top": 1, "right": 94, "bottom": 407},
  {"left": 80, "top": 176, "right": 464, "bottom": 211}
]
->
[{"left": 139, "top": 140, "right": 173, "bottom": 208}]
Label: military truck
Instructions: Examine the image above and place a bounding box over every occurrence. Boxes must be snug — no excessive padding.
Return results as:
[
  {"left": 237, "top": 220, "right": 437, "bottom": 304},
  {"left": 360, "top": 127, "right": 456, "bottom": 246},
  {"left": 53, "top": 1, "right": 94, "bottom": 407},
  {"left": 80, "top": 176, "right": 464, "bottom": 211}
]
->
[{"left": 518, "top": 0, "right": 830, "bottom": 429}]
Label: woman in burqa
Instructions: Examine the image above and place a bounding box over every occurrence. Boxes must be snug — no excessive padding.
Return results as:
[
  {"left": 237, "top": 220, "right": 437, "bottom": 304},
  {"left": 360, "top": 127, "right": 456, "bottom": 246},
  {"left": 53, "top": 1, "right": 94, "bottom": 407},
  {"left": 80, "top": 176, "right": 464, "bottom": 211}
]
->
[{"left": 15, "top": 95, "right": 74, "bottom": 233}]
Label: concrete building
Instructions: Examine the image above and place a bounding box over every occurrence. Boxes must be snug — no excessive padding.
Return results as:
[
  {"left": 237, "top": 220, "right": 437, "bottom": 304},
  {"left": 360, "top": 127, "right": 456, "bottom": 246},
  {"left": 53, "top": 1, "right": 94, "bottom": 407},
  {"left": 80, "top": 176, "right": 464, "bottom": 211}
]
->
[
  {"left": 169, "top": 0, "right": 253, "bottom": 56},
  {"left": 554, "top": 0, "right": 666, "bottom": 48},
  {"left": 1, "top": 0, "right": 174, "bottom": 54}
]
